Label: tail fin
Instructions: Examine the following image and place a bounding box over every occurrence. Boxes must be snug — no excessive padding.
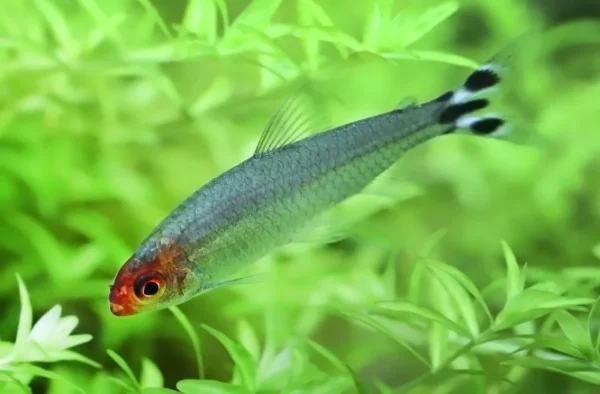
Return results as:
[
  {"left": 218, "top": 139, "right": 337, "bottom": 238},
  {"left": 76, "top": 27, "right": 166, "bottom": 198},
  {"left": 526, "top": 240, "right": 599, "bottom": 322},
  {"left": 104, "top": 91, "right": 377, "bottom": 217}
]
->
[
  {"left": 435, "top": 33, "right": 537, "bottom": 139},
  {"left": 437, "top": 62, "right": 511, "bottom": 138}
]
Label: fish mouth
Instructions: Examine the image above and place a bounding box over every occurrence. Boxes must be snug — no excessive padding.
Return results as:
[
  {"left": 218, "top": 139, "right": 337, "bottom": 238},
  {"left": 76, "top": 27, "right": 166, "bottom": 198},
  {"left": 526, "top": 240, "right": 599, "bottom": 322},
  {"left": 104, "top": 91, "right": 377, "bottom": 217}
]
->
[
  {"left": 109, "top": 302, "right": 136, "bottom": 316},
  {"left": 108, "top": 287, "right": 137, "bottom": 316}
]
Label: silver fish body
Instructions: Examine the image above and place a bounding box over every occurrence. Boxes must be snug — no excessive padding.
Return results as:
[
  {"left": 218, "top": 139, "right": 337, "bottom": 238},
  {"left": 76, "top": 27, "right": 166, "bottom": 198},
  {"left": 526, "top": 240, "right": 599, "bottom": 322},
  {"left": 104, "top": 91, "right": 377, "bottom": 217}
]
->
[
  {"left": 150, "top": 99, "right": 449, "bottom": 282},
  {"left": 111, "top": 56, "right": 512, "bottom": 315}
]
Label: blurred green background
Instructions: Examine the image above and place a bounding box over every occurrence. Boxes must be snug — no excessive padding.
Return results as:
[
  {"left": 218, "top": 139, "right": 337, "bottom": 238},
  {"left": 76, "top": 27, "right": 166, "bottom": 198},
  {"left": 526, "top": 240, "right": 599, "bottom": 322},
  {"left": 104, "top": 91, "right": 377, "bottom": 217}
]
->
[{"left": 1, "top": 0, "right": 600, "bottom": 393}]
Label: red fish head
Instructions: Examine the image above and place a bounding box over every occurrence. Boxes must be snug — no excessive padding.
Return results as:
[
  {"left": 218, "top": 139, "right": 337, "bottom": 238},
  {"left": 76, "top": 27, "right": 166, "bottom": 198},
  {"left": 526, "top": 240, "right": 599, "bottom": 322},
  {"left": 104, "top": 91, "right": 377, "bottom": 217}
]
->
[{"left": 108, "top": 243, "right": 190, "bottom": 317}]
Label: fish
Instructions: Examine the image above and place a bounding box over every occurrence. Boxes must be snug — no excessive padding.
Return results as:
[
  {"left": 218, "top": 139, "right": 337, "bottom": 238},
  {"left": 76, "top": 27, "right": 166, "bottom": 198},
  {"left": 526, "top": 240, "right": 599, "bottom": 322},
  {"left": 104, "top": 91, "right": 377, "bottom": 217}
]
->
[{"left": 108, "top": 42, "right": 520, "bottom": 317}]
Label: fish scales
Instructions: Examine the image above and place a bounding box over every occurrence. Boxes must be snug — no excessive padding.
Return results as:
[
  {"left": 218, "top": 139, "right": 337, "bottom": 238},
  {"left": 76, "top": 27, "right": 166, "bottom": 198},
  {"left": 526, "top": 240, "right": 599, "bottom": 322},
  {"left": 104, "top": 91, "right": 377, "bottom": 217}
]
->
[
  {"left": 108, "top": 49, "right": 514, "bottom": 315},
  {"left": 152, "top": 103, "right": 446, "bottom": 279}
]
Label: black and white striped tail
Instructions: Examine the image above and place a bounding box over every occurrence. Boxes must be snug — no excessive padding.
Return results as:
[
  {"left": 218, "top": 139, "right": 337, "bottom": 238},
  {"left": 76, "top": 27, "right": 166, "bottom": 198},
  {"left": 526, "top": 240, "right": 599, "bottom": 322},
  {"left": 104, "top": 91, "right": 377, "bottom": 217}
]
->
[{"left": 437, "top": 63, "right": 511, "bottom": 138}]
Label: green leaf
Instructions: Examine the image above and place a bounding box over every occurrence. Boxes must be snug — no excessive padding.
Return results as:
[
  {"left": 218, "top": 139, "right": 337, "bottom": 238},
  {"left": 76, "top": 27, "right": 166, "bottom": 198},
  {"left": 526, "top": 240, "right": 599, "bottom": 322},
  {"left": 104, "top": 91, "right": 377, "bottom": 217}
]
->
[
  {"left": 299, "top": 0, "right": 346, "bottom": 65},
  {"left": 67, "top": 243, "right": 106, "bottom": 281},
  {"left": 438, "top": 276, "right": 479, "bottom": 337},
  {"left": 286, "top": 26, "right": 362, "bottom": 52},
  {"left": 31, "top": 0, "right": 76, "bottom": 55},
  {"left": 374, "top": 379, "right": 394, "bottom": 394},
  {"left": 183, "top": 0, "right": 218, "bottom": 43},
  {"left": 107, "top": 377, "right": 138, "bottom": 393},
  {"left": 593, "top": 244, "right": 600, "bottom": 260},
  {"left": 303, "top": 376, "right": 353, "bottom": 394},
  {"left": 494, "top": 289, "right": 595, "bottom": 331},
  {"left": 106, "top": 349, "right": 140, "bottom": 390},
  {"left": 254, "top": 347, "right": 294, "bottom": 389},
  {"left": 305, "top": 339, "right": 367, "bottom": 393},
  {"left": 587, "top": 298, "right": 600, "bottom": 359},
  {"left": 428, "top": 323, "right": 448, "bottom": 371},
  {"left": 435, "top": 368, "right": 515, "bottom": 385},
  {"left": 177, "top": 379, "right": 252, "bottom": 394},
  {"left": 75, "top": 0, "right": 125, "bottom": 49},
  {"left": 7, "top": 214, "right": 67, "bottom": 281},
  {"left": 424, "top": 262, "right": 485, "bottom": 337},
  {"left": 13, "top": 275, "right": 32, "bottom": 356},
  {"left": 408, "top": 262, "right": 425, "bottom": 303},
  {"left": 568, "top": 370, "right": 600, "bottom": 385},
  {"left": 362, "top": 1, "right": 383, "bottom": 48},
  {"left": 214, "top": 0, "right": 230, "bottom": 30},
  {"left": 14, "top": 364, "right": 85, "bottom": 394},
  {"left": 418, "top": 228, "right": 448, "bottom": 259},
  {"left": 169, "top": 307, "right": 204, "bottom": 379},
  {"left": 425, "top": 260, "right": 493, "bottom": 324},
  {"left": 230, "top": 0, "right": 282, "bottom": 28},
  {"left": 55, "top": 349, "right": 101, "bottom": 368},
  {"left": 237, "top": 320, "right": 261, "bottom": 362},
  {"left": 507, "top": 335, "right": 587, "bottom": 360},
  {"left": 339, "top": 311, "right": 429, "bottom": 368},
  {"left": 396, "top": 2, "right": 459, "bottom": 47},
  {"left": 136, "top": 0, "right": 173, "bottom": 39},
  {"left": 201, "top": 325, "right": 256, "bottom": 389},
  {"left": 501, "top": 356, "right": 592, "bottom": 372},
  {"left": 300, "top": 0, "right": 335, "bottom": 26},
  {"left": 502, "top": 241, "right": 524, "bottom": 302},
  {"left": 382, "top": 50, "right": 479, "bottom": 69},
  {"left": 63, "top": 210, "right": 131, "bottom": 265},
  {"left": 0, "top": 371, "right": 31, "bottom": 394},
  {"left": 373, "top": 301, "right": 470, "bottom": 337},
  {"left": 141, "top": 389, "right": 180, "bottom": 394},
  {"left": 140, "top": 358, "right": 164, "bottom": 389},
  {"left": 306, "top": 338, "right": 348, "bottom": 372},
  {"left": 553, "top": 310, "right": 595, "bottom": 358}
]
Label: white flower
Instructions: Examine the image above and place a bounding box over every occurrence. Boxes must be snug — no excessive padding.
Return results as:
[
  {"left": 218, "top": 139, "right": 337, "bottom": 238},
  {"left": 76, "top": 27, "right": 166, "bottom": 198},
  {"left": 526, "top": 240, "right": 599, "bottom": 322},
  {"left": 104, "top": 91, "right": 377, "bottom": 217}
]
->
[{"left": 0, "top": 275, "right": 97, "bottom": 370}]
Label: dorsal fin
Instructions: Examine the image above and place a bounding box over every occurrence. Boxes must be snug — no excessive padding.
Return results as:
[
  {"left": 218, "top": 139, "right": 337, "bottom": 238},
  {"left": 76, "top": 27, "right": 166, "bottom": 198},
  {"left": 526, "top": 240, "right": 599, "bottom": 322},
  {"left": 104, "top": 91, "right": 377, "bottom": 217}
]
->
[{"left": 254, "top": 92, "right": 330, "bottom": 155}]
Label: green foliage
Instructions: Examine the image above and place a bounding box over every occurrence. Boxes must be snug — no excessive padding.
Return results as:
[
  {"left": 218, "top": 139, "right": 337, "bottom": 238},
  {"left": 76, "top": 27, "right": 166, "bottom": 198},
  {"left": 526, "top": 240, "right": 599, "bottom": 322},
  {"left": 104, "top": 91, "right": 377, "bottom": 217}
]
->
[
  {"left": 5, "top": 243, "right": 600, "bottom": 392},
  {"left": 1, "top": 0, "right": 600, "bottom": 393}
]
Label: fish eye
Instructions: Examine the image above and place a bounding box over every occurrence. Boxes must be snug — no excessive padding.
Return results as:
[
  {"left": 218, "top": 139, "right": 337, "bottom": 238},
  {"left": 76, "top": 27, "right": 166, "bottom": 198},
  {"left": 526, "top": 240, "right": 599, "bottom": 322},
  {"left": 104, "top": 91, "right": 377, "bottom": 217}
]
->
[
  {"left": 143, "top": 280, "right": 160, "bottom": 296},
  {"left": 134, "top": 272, "right": 166, "bottom": 300}
]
